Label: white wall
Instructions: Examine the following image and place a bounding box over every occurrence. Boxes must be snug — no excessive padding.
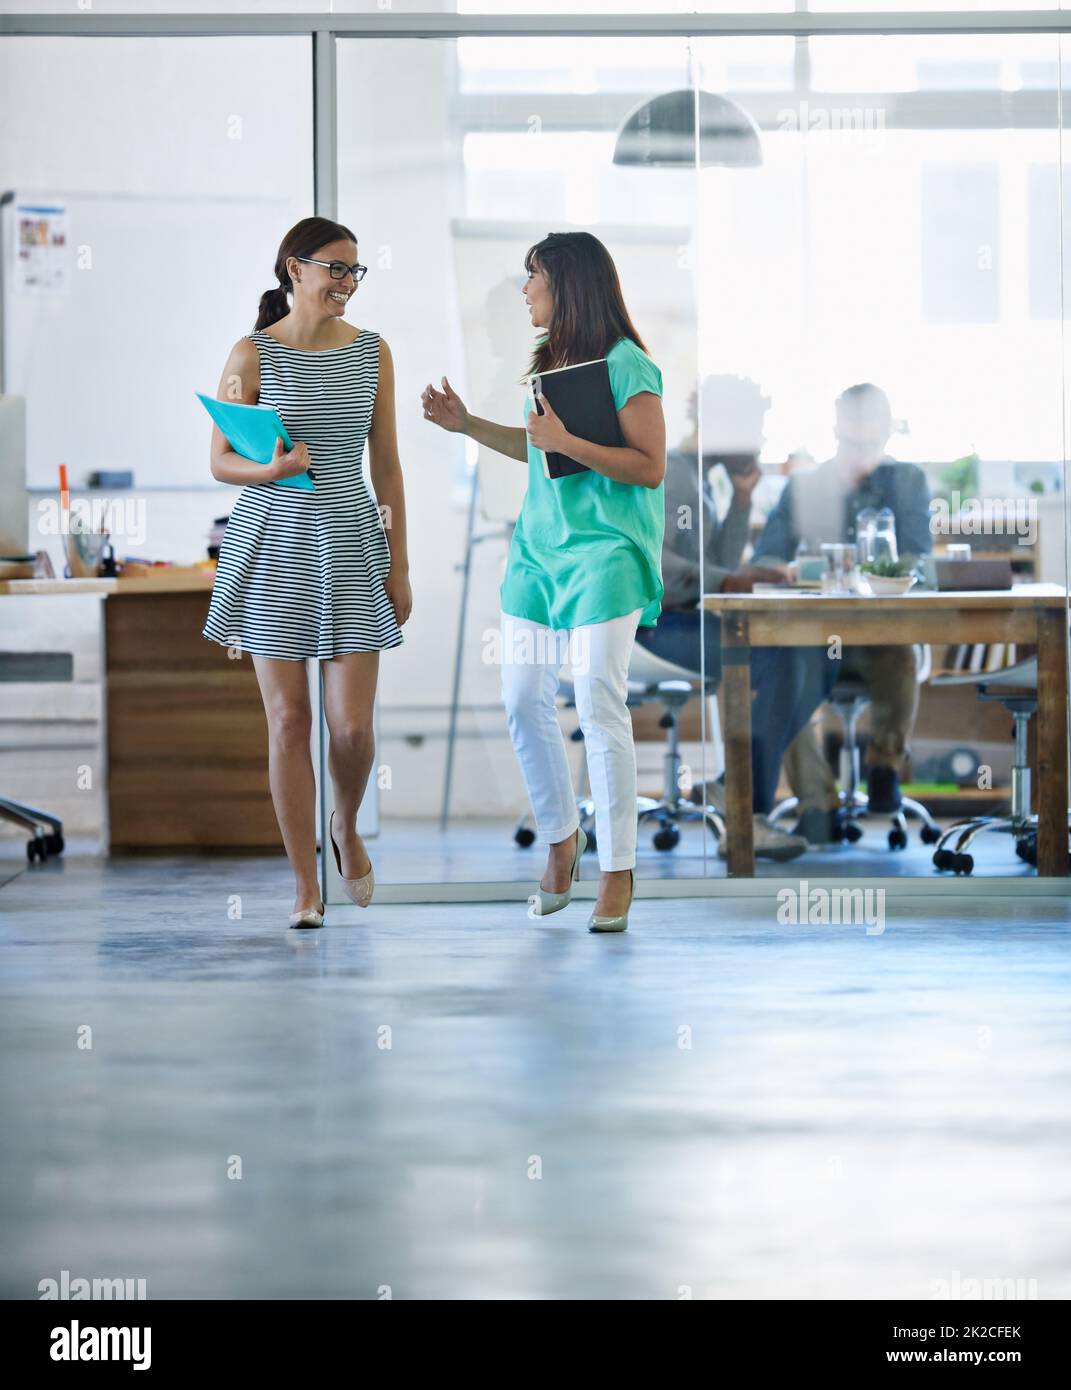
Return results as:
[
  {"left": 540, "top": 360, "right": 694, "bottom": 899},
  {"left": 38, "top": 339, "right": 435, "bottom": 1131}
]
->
[{"left": 0, "top": 29, "right": 314, "bottom": 539}]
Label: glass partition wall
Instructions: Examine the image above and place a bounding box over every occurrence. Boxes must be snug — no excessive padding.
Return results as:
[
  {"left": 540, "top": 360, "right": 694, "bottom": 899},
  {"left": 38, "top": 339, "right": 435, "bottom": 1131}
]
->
[
  {"left": 336, "top": 33, "right": 706, "bottom": 892},
  {"left": 2, "top": 10, "right": 1065, "bottom": 899},
  {"left": 693, "top": 28, "right": 1070, "bottom": 881},
  {"left": 335, "top": 21, "right": 1069, "bottom": 895}
]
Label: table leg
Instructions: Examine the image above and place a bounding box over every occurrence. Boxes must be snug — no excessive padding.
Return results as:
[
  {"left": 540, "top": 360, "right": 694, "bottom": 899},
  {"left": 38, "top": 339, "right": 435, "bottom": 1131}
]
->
[
  {"left": 721, "top": 613, "right": 755, "bottom": 877},
  {"left": 1036, "top": 606, "right": 1069, "bottom": 877}
]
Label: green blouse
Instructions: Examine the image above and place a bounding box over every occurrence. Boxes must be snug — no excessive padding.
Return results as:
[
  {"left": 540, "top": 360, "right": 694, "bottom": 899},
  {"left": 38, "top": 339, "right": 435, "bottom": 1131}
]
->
[{"left": 499, "top": 335, "right": 665, "bottom": 632}]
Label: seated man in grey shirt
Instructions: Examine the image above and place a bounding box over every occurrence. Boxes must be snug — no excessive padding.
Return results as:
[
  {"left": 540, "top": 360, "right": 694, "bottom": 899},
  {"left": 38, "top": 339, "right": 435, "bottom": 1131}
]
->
[{"left": 752, "top": 382, "right": 932, "bottom": 843}]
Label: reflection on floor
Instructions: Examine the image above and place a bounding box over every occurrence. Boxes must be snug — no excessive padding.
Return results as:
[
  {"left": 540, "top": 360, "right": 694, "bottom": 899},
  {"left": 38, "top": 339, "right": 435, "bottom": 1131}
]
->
[
  {"left": 1, "top": 855, "right": 1067, "bottom": 1299},
  {"left": 374, "top": 816, "right": 1033, "bottom": 883},
  {"left": 0, "top": 810, "right": 1036, "bottom": 886}
]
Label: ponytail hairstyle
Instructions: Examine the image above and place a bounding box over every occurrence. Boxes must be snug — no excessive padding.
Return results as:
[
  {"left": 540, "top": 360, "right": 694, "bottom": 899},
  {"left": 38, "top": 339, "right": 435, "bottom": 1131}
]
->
[
  {"left": 254, "top": 215, "right": 359, "bottom": 330},
  {"left": 523, "top": 231, "right": 648, "bottom": 378}
]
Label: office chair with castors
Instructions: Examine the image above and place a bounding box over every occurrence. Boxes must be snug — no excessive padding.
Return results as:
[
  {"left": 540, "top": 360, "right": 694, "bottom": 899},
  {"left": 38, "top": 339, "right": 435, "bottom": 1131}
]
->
[
  {"left": 928, "top": 657, "right": 1069, "bottom": 875},
  {"left": 0, "top": 796, "right": 64, "bottom": 863},
  {"left": 768, "top": 644, "right": 941, "bottom": 850},
  {"left": 626, "top": 640, "right": 725, "bottom": 852},
  {"left": 0, "top": 647, "right": 67, "bottom": 862}
]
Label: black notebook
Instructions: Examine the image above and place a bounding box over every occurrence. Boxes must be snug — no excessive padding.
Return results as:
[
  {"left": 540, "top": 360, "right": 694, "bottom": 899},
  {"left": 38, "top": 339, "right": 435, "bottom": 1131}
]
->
[{"left": 529, "top": 357, "right": 624, "bottom": 479}]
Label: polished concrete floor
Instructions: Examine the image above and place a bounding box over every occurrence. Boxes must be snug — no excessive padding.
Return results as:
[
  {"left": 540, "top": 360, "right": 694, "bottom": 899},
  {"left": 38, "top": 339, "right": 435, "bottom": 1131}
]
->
[{"left": 2, "top": 854, "right": 1068, "bottom": 1299}]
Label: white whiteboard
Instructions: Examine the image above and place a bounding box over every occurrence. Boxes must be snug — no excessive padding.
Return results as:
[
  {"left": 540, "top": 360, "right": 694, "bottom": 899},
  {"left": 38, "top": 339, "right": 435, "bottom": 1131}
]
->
[
  {"left": 449, "top": 215, "right": 697, "bottom": 522},
  {"left": 1, "top": 189, "right": 310, "bottom": 491}
]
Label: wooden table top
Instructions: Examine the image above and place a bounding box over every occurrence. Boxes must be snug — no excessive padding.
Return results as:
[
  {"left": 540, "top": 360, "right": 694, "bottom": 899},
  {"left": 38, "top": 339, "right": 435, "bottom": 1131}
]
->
[
  {"left": 703, "top": 582, "right": 1068, "bottom": 612},
  {"left": 0, "top": 570, "right": 216, "bottom": 597}
]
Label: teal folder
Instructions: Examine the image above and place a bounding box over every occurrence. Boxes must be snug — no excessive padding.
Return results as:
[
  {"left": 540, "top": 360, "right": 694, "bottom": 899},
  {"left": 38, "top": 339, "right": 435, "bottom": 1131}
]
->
[{"left": 196, "top": 393, "right": 314, "bottom": 491}]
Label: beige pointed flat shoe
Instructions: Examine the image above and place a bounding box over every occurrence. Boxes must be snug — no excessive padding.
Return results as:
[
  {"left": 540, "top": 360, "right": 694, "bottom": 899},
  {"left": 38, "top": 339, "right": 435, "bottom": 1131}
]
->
[
  {"left": 289, "top": 901, "right": 325, "bottom": 930},
  {"left": 329, "top": 811, "right": 375, "bottom": 908}
]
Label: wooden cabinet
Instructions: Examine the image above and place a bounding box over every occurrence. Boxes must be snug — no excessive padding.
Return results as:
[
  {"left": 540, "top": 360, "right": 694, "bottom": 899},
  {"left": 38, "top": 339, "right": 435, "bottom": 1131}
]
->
[{"left": 105, "top": 589, "right": 282, "bottom": 853}]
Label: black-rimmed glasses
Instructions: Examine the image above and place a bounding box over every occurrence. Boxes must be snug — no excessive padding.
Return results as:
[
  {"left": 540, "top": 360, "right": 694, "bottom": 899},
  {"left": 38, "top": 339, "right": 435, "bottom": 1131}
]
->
[{"left": 296, "top": 256, "right": 367, "bottom": 282}]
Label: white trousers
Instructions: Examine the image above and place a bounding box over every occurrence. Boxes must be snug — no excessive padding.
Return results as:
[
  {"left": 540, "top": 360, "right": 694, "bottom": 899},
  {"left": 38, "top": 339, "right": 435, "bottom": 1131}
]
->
[{"left": 500, "top": 607, "right": 642, "bottom": 872}]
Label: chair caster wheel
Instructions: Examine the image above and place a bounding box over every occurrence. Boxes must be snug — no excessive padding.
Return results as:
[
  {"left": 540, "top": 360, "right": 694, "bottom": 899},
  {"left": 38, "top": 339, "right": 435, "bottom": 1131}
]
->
[
  {"left": 933, "top": 848, "right": 954, "bottom": 870},
  {"left": 653, "top": 826, "right": 679, "bottom": 851},
  {"left": 842, "top": 821, "right": 864, "bottom": 844},
  {"left": 514, "top": 827, "right": 536, "bottom": 848},
  {"left": 888, "top": 827, "right": 908, "bottom": 851},
  {"left": 952, "top": 852, "right": 974, "bottom": 875},
  {"left": 1016, "top": 838, "right": 1037, "bottom": 867},
  {"left": 919, "top": 824, "right": 941, "bottom": 845}
]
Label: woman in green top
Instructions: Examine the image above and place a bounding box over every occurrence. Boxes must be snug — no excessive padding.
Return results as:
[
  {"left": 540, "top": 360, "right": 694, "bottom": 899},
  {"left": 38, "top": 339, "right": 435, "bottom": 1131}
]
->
[{"left": 423, "top": 232, "right": 665, "bottom": 932}]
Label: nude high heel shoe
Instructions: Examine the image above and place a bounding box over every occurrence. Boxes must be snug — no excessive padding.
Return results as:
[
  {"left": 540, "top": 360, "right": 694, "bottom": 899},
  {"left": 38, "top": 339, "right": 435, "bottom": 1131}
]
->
[
  {"left": 329, "top": 810, "right": 375, "bottom": 908},
  {"left": 588, "top": 868, "right": 634, "bottom": 933},
  {"left": 289, "top": 902, "right": 325, "bottom": 930},
  {"left": 532, "top": 826, "right": 587, "bottom": 917}
]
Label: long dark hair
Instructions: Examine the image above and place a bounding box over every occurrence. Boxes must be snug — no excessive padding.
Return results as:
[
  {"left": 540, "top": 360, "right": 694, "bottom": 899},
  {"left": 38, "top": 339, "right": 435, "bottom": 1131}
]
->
[
  {"left": 254, "top": 216, "right": 359, "bottom": 330},
  {"left": 524, "top": 231, "right": 647, "bottom": 376}
]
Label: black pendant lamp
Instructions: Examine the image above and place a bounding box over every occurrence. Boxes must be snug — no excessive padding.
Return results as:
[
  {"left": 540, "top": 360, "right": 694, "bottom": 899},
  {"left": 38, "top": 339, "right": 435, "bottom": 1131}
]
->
[{"left": 613, "top": 88, "right": 762, "bottom": 169}]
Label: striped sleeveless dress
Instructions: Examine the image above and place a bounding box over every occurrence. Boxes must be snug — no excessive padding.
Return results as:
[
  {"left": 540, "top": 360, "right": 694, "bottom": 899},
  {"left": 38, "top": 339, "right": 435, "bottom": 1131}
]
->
[{"left": 202, "top": 326, "right": 404, "bottom": 661}]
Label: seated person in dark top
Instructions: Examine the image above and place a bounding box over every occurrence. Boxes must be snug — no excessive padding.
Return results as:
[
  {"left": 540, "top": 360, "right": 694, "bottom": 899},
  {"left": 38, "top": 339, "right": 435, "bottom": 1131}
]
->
[
  {"left": 752, "top": 382, "right": 933, "bottom": 844},
  {"left": 637, "top": 376, "right": 805, "bottom": 862}
]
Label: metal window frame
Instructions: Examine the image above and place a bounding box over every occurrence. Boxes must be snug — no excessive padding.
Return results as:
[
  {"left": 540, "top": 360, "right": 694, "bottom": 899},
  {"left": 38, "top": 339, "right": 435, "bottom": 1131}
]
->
[
  {"left": 4, "top": 10, "right": 1069, "bottom": 207},
  {"left": 2, "top": 12, "right": 1071, "bottom": 39}
]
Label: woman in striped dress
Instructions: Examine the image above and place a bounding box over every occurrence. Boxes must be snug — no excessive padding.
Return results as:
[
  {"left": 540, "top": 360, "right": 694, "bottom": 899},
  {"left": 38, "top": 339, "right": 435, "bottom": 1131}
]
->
[{"left": 202, "top": 217, "right": 411, "bottom": 928}]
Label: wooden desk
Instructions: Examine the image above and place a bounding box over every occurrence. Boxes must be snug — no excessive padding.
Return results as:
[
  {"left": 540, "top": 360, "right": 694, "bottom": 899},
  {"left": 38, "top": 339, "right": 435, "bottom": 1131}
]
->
[
  {"left": 0, "top": 572, "right": 215, "bottom": 597},
  {"left": 1, "top": 572, "right": 282, "bottom": 853},
  {"left": 703, "top": 584, "right": 1069, "bottom": 877}
]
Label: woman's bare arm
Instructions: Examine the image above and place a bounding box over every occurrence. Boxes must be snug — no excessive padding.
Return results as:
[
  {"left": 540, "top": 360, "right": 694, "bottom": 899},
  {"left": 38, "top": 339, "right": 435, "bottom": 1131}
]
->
[
  {"left": 528, "top": 390, "right": 666, "bottom": 489},
  {"left": 369, "top": 337, "right": 410, "bottom": 579},
  {"left": 464, "top": 413, "right": 528, "bottom": 463},
  {"left": 421, "top": 376, "right": 527, "bottom": 462},
  {"left": 209, "top": 337, "right": 309, "bottom": 486}
]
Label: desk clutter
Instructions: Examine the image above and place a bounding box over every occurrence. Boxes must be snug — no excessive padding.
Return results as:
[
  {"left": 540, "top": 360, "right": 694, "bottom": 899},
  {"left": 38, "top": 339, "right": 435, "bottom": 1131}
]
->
[{"left": 0, "top": 553, "right": 49, "bottom": 581}]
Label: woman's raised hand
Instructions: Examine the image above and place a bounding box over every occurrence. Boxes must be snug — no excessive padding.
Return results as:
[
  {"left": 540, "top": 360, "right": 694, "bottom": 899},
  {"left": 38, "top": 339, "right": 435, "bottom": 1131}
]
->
[
  {"left": 421, "top": 376, "right": 469, "bottom": 434},
  {"left": 267, "top": 435, "right": 311, "bottom": 482}
]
